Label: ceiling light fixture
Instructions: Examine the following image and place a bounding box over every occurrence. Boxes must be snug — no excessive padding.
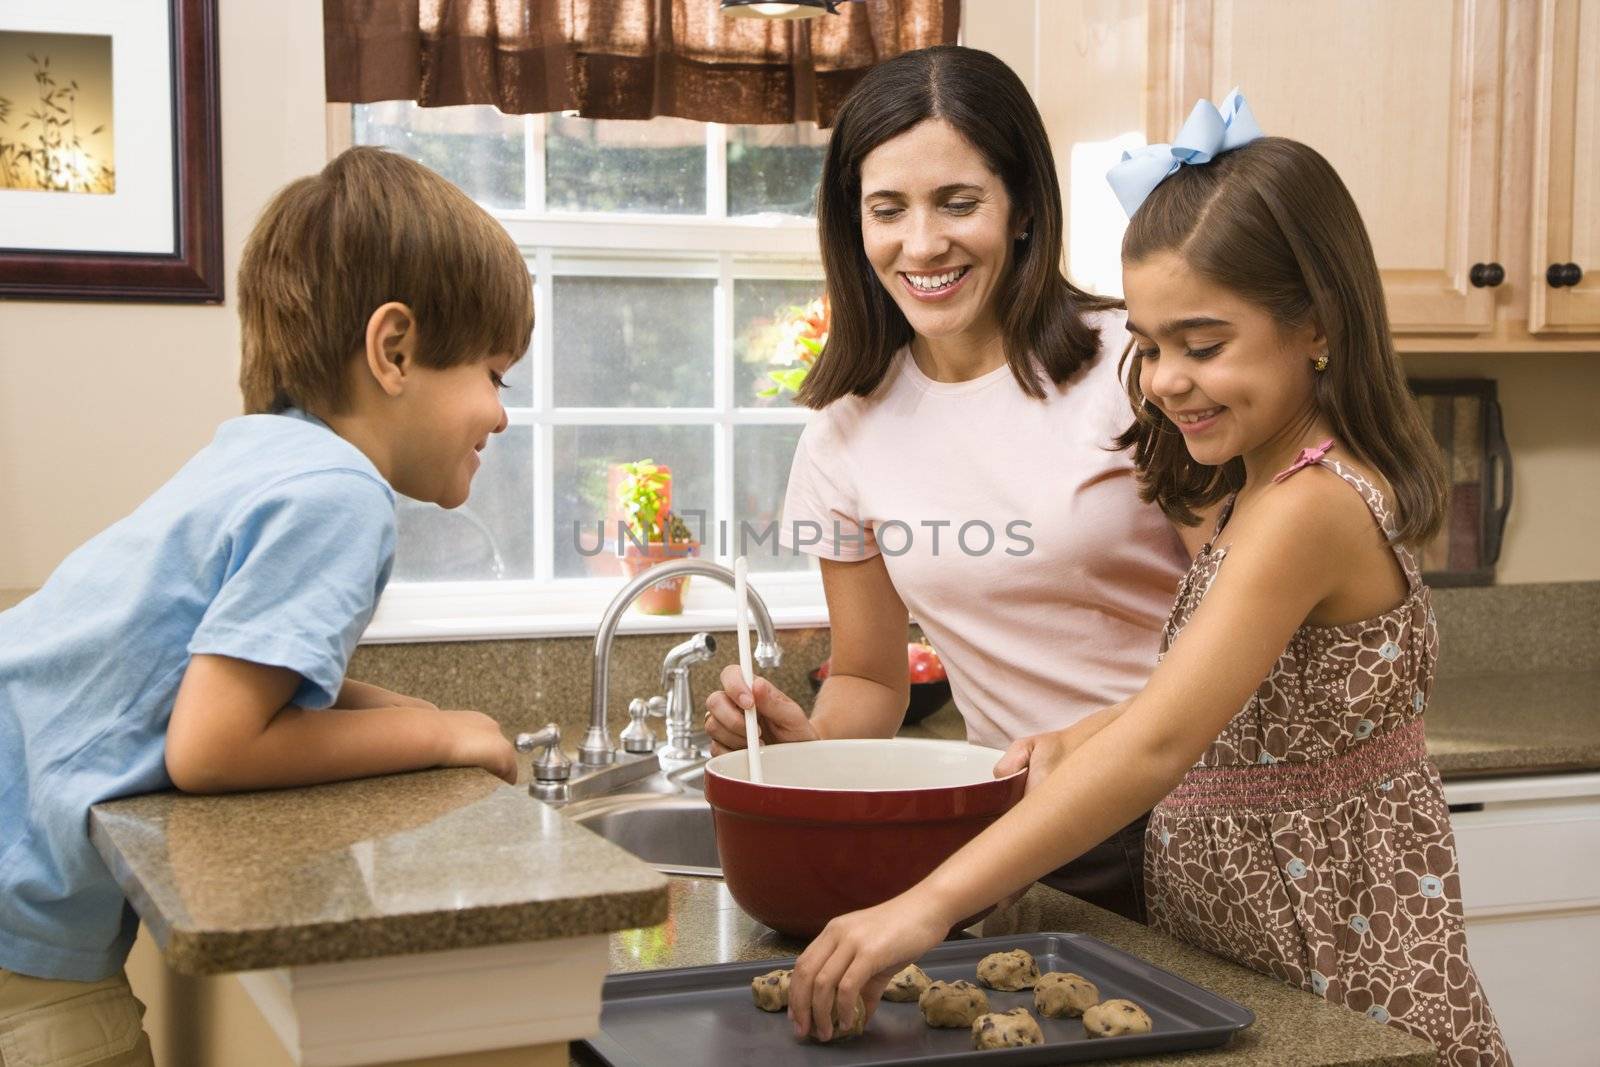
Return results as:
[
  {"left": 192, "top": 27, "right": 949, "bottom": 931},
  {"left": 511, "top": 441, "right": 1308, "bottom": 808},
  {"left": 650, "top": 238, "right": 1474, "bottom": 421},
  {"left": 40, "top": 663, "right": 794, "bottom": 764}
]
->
[{"left": 720, "top": 0, "right": 843, "bottom": 20}]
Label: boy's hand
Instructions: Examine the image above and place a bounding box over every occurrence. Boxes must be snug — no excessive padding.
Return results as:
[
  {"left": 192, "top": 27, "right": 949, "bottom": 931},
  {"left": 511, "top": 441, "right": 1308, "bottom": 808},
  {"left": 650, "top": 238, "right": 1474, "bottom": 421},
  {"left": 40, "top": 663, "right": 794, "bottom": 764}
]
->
[{"left": 436, "top": 709, "right": 518, "bottom": 784}]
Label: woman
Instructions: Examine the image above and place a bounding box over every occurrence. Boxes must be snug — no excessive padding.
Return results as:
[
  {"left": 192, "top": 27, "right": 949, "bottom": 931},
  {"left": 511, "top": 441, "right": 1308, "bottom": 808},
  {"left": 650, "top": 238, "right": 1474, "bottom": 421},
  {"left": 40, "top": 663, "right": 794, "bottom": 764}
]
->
[{"left": 704, "top": 45, "right": 1199, "bottom": 922}]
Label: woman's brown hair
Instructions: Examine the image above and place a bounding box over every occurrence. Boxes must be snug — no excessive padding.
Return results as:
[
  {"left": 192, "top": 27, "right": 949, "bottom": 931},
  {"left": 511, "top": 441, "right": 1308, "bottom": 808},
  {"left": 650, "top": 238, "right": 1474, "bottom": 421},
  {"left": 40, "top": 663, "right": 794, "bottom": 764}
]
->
[
  {"left": 1115, "top": 136, "right": 1446, "bottom": 545},
  {"left": 238, "top": 146, "right": 534, "bottom": 415},
  {"left": 800, "top": 45, "right": 1119, "bottom": 408}
]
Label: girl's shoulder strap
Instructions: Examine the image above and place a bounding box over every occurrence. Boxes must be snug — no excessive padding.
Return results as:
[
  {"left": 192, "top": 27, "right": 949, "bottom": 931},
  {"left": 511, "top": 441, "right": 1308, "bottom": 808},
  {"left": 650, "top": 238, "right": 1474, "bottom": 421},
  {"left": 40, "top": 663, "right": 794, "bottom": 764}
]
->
[{"left": 1271, "top": 440, "right": 1421, "bottom": 590}]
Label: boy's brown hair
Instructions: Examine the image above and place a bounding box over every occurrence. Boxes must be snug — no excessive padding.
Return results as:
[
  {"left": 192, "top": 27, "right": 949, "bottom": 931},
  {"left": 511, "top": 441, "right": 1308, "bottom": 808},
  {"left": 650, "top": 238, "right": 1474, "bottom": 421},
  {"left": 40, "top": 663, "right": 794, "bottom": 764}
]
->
[
  {"left": 1115, "top": 136, "right": 1447, "bottom": 546},
  {"left": 238, "top": 146, "right": 533, "bottom": 415}
]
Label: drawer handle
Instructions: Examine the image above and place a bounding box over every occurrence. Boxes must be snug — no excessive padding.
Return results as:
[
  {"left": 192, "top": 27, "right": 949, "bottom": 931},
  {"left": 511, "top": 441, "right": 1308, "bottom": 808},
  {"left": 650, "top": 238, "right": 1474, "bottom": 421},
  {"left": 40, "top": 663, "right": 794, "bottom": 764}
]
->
[
  {"left": 1469, "top": 262, "right": 1504, "bottom": 288},
  {"left": 1545, "top": 262, "right": 1583, "bottom": 288}
]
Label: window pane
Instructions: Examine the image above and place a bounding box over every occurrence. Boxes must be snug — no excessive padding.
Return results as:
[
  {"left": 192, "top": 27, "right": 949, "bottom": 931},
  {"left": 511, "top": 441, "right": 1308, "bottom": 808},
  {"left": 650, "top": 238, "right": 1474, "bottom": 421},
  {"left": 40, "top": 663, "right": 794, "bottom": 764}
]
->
[
  {"left": 734, "top": 279, "right": 827, "bottom": 409},
  {"left": 545, "top": 115, "right": 705, "bottom": 214},
  {"left": 735, "top": 425, "right": 811, "bottom": 574},
  {"left": 391, "top": 426, "right": 534, "bottom": 581},
  {"left": 352, "top": 102, "right": 525, "bottom": 211},
  {"left": 552, "top": 426, "right": 714, "bottom": 579},
  {"left": 553, "top": 277, "right": 714, "bottom": 407},
  {"left": 727, "top": 123, "right": 828, "bottom": 217}
]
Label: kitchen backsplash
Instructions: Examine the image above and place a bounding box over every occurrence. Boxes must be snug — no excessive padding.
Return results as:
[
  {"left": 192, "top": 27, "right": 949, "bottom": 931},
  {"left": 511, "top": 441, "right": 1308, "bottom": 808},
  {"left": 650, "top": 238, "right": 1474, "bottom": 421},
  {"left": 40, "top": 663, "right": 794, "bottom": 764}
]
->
[
  {"left": 345, "top": 581, "right": 1600, "bottom": 739},
  {"left": 0, "top": 582, "right": 1589, "bottom": 741}
]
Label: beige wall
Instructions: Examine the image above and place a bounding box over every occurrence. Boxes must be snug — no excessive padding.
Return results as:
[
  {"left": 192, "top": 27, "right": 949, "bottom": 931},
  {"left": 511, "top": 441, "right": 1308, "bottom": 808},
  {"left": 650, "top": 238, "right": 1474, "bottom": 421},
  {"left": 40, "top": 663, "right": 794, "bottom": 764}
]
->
[
  {"left": 1, "top": 0, "right": 1596, "bottom": 589},
  {"left": 0, "top": 0, "right": 326, "bottom": 589}
]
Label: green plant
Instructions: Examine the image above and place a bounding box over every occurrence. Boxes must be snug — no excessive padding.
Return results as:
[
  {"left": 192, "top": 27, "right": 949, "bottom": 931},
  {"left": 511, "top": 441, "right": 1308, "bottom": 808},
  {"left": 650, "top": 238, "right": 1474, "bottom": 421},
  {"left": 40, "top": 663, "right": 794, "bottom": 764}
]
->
[
  {"left": 754, "top": 296, "right": 829, "bottom": 399},
  {"left": 615, "top": 459, "right": 681, "bottom": 544}
]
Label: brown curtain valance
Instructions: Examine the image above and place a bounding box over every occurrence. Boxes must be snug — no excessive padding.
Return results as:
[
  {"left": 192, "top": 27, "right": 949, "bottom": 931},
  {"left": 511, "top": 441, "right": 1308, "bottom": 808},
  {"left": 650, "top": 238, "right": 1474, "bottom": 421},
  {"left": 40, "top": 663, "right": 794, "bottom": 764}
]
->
[{"left": 324, "top": 1, "right": 960, "bottom": 127}]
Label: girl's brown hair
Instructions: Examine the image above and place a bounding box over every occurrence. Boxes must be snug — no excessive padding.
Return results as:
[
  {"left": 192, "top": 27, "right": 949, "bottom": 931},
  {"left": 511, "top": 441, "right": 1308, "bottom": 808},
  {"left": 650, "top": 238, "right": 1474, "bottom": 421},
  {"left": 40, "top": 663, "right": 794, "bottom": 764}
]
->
[
  {"left": 1115, "top": 136, "right": 1446, "bottom": 545},
  {"left": 800, "top": 45, "right": 1119, "bottom": 408},
  {"left": 238, "top": 146, "right": 534, "bottom": 415}
]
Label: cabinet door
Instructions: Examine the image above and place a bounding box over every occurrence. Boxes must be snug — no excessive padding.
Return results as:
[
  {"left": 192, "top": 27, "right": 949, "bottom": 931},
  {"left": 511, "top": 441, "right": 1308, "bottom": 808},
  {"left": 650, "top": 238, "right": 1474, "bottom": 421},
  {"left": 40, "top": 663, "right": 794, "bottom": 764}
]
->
[
  {"left": 1150, "top": 0, "right": 1503, "bottom": 334},
  {"left": 1529, "top": 0, "right": 1600, "bottom": 333}
]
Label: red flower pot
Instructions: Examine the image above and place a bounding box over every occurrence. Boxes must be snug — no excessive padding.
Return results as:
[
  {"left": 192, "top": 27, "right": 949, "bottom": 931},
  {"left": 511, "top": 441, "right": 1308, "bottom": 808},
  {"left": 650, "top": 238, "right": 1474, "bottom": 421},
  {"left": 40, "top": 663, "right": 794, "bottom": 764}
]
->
[
  {"left": 618, "top": 540, "right": 700, "bottom": 615},
  {"left": 703, "top": 739, "right": 1026, "bottom": 938}
]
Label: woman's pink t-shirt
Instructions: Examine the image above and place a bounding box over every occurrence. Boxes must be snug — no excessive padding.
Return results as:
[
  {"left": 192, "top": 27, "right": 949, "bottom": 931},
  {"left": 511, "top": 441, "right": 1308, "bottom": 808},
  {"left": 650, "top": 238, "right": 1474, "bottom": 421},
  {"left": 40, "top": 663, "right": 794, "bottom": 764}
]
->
[{"left": 780, "top": 310, "right": 1187, "bottom": 748}]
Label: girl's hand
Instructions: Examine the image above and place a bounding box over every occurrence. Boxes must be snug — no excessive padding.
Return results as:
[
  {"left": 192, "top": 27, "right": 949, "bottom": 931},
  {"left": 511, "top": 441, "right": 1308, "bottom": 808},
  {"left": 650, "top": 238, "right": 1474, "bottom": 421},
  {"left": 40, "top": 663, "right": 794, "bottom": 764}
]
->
[
  {"left": 788, "top": 892, "right": 952, "bottom": 1041},
  {"left": 437, "top": 709, "right": 518, "bottom": 784},
  {"left": 704, "top": 664, "right": 818, "bottom": 753}
]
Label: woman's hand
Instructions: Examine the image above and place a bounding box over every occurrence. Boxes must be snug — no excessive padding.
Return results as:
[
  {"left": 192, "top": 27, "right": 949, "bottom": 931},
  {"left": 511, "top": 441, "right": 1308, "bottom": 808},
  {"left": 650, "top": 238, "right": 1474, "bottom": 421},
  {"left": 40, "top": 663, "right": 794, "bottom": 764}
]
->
[
  {"left": 993, "top": 700, "right": 1132, "bottom": 793},
  {"left": 994, "top": 730, "right": 1076, "bottom": 794},
  {"left": 788, "top": 892, "right": 953, "bottom": 1041},
  {"left": 704, "top": 664, "right": 818, "bottom": 753}
]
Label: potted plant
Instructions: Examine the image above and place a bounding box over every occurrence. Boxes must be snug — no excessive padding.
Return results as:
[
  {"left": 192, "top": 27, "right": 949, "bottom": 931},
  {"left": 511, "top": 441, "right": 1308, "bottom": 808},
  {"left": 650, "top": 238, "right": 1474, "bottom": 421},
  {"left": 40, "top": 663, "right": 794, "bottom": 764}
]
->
[
  {"left": 754, "top": 295, "right": 829, "bottom": 400},
  {"left": 614, "top": 459, "right": 699, "bottom": 615}
]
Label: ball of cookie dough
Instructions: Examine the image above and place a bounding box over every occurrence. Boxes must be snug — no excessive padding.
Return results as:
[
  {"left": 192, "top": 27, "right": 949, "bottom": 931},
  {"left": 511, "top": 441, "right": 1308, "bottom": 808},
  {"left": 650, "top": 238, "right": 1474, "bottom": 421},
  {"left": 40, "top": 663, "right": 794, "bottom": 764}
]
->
[
  {"left": 882, "top": 963, "right": 932, "bottom": 1002},
  {"left": 919, "top": 979, "right": 990, "bottom": 1028},
  {"left": 813, "top": 995, "right": 867, "bottom": 1043},
  {"left": 1034, "top": 971, "right": 1099, "bottom": 1018},
  {"left": 1083, "top": 998, "right": 1153, "bottom": 1038},
  {"left": 976, "top": 948, "right": 1040, "bottom": 991},
  {"left": 971, "top": 1007, "right": 1044, "bottom": 1049},
  {"left": 751, "top": 968, "right": 790, "bottom": 1012}
]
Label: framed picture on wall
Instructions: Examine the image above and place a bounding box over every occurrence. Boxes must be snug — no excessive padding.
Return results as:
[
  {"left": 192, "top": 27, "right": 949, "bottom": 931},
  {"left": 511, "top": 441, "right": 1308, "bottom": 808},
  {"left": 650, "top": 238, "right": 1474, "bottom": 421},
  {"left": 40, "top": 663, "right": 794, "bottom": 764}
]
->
[{"left": 0, "top": 0, "right": 221, "bottom": 302}]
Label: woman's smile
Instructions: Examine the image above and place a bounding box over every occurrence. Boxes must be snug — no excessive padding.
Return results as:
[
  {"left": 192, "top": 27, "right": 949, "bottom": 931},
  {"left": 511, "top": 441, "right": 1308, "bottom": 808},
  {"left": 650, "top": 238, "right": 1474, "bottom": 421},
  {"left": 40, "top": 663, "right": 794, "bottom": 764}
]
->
[{"left": 900, "top": 265, "right": 972, "bottom": 300}]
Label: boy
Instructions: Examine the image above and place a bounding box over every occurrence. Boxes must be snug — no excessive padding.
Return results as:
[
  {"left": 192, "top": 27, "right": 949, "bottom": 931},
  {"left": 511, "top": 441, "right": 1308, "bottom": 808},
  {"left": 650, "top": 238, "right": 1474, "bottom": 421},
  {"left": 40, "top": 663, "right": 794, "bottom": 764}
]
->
[{"left": 0, "top": 147, "right": 529, "bottom": 1063}]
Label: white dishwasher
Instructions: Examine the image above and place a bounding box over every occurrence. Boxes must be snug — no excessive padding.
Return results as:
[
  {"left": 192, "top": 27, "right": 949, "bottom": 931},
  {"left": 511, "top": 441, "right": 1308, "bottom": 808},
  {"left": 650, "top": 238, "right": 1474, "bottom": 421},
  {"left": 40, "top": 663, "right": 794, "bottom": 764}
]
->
[{"left": 1445, "top": 772, "right": 1600, "bottom": 1067}]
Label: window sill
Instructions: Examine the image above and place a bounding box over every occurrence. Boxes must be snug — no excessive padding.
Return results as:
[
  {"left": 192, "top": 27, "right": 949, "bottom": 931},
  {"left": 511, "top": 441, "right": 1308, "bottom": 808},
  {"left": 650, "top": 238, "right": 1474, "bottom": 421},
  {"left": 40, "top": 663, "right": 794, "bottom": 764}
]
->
[{"left": 362, "top": 571, "right": 829, "bottom": 644}]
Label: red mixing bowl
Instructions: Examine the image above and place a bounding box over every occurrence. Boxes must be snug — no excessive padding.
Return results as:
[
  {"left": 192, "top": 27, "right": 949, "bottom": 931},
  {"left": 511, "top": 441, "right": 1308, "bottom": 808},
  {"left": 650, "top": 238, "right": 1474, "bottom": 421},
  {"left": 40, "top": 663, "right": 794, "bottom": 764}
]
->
[{"left": 703, "top": 739, "right": 1027, "bottom": 938}]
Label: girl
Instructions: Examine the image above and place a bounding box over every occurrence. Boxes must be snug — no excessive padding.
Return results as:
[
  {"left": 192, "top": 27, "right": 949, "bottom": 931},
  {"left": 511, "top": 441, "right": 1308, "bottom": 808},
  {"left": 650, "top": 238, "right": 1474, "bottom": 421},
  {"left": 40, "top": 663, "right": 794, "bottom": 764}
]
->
[{"left": 784, "top": 110, "right": 1508, "bottom": 1065}]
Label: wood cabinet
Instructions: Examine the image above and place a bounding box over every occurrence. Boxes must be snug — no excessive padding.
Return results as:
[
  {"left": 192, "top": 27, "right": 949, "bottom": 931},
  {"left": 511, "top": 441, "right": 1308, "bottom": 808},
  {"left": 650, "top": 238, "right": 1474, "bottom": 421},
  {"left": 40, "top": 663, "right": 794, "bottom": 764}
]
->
[
  {"left": 1145, "top": 0, "right": 1600, "bottom": 350},
  {"left": 1446, "top": 773, "right": 1600, "bottom": 1067},
  {"left": 1529, "top": 0, "right": 1600, "bottom": 333}
]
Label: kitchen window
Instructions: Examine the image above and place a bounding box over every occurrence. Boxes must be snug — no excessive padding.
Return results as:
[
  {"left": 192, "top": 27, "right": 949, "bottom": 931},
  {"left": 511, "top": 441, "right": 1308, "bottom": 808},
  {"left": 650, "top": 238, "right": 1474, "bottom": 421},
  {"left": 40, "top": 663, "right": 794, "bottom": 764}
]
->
[{"left": 334, "top": 103, "right": 830, "bottom": 639}]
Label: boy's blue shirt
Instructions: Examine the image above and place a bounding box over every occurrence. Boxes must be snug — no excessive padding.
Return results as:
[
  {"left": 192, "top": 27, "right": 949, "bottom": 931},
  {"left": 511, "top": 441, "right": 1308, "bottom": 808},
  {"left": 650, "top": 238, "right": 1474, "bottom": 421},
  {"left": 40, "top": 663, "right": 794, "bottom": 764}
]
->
[{"left": 0, "top": 409, "right": 396, "bottom": 981}]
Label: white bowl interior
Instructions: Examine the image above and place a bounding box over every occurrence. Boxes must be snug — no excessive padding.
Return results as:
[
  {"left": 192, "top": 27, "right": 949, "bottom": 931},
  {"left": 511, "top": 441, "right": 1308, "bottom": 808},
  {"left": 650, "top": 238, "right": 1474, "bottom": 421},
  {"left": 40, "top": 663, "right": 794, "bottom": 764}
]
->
[{"left": 706, "top": 738, "right": 1014, "bottom": 792}]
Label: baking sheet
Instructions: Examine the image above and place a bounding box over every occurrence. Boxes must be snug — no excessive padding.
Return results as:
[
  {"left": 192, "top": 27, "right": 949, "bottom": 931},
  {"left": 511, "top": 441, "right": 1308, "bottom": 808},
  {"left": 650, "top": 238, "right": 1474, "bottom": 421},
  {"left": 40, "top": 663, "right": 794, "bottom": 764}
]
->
[{"left": 578, "top": 932, "right": 1254, "bottom": 1066}]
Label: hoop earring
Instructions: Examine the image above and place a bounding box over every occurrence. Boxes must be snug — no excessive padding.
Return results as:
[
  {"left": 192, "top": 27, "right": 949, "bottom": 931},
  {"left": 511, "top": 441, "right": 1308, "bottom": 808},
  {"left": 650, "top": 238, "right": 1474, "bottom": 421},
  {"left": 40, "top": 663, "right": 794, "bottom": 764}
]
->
[{"left": 1313, "top": 354, "right": 1329, "bottom": 372}]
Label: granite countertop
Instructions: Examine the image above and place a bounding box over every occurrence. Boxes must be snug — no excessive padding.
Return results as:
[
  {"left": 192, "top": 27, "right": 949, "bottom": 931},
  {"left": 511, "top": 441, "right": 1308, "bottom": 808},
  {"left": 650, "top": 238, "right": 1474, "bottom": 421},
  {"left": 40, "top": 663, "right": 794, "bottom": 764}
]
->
[
  {"left": 589, "top": 878, "right": 1433, "bottom": 1066},
  {"left": 905, "top": 670, "right": 1600, "bottom": 780},
  {"left": 91, "top": 768, "right": 668, "bottom": 976}
]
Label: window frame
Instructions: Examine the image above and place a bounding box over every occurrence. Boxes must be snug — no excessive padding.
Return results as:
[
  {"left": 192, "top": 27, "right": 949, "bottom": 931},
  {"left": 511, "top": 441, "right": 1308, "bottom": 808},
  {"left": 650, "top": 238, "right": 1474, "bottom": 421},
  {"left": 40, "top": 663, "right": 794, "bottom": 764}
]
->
[{"left": 329, "top": 105, "right": 832, "bottom": 641}]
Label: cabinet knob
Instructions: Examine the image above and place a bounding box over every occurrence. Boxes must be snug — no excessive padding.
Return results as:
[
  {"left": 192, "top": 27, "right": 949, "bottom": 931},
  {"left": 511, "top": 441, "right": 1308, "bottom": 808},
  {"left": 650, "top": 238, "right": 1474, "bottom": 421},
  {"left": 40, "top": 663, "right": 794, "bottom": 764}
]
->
[
  {"left": 1546, "top": 262, "right": 1583, "bottom": 288},
  {"left": 1469, "top": 262, "right": 1505, "bottom": 288}
]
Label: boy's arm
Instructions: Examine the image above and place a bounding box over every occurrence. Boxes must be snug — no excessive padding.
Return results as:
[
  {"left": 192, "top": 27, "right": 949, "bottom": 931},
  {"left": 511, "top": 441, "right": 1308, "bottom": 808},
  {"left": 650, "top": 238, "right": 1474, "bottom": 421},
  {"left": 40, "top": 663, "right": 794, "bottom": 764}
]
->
[
  {"left": 334, "top": 678, "right": 438, "bottom": 711},
  {"left": 165, "top": 654, "right": 516, "bottom": 793}
]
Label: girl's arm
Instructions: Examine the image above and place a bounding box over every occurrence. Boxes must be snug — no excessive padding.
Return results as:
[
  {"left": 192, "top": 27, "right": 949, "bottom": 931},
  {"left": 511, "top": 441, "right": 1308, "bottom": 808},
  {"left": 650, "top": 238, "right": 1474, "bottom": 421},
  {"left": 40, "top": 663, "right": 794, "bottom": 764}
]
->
[
  {"left": 789, "top": 473, "right": 1374, "bottom": 1039},
  {"left": 165, "top": 654, "right": 517, "bottom": 793},
  {"left": 705, "top": 553, "right": 911, "bottom": 750}
]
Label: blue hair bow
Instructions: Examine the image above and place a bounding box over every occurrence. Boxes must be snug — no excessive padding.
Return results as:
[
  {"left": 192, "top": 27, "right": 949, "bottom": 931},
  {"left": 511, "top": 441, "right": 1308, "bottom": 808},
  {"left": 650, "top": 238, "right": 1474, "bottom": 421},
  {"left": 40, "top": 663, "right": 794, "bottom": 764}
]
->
[{"left": 1105, "top": 88, "right": 1263, "bottom": 217}]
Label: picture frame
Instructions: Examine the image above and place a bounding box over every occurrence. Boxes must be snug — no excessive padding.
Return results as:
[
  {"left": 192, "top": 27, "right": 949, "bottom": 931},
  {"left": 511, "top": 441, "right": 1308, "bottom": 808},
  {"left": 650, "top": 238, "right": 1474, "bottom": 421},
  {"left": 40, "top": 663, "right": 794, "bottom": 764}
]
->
[{"left": 0, "top": 0, "right": 221, "bottom": 303}]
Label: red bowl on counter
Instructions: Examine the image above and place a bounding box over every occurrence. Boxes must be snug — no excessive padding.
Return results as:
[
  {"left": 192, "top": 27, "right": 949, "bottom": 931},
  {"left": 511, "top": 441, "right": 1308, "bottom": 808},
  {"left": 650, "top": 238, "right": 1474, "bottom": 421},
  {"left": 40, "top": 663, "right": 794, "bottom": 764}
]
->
[{"left": 703, "top": 739, "right": 1026, "bottom": 938}]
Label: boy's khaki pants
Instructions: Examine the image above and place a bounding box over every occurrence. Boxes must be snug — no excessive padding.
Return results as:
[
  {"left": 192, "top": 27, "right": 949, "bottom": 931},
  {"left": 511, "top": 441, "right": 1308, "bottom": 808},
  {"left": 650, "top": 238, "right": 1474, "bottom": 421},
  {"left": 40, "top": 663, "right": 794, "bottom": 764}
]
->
[{"left": 0, "top": 968, "right": 153, "bottom": 1067}]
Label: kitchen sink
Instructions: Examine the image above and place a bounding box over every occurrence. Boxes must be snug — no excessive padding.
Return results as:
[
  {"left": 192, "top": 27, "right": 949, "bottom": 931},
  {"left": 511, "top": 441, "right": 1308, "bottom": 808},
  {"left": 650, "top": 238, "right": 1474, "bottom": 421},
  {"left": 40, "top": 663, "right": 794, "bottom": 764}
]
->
[{"left": 563, "top": 782, "right": 721, "bottom": 877}]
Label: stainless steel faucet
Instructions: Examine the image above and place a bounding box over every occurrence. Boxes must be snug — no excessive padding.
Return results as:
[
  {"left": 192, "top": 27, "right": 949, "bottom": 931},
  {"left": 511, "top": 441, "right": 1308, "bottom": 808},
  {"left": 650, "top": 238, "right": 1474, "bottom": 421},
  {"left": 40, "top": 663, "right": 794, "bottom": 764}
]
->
[{"left": 577, "top": 558, "right": 782, "bottom": 768}]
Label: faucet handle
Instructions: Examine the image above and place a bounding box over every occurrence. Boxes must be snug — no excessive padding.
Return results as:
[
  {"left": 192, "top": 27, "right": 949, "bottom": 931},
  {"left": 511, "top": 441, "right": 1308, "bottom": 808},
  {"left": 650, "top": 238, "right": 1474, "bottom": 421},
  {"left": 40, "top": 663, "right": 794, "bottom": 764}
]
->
[
  {"left": 515, "top": 722, "right": 572, "bottom": 782},
  {"left": 620, "top": 697, "right": 665, "bottom": 754}
]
